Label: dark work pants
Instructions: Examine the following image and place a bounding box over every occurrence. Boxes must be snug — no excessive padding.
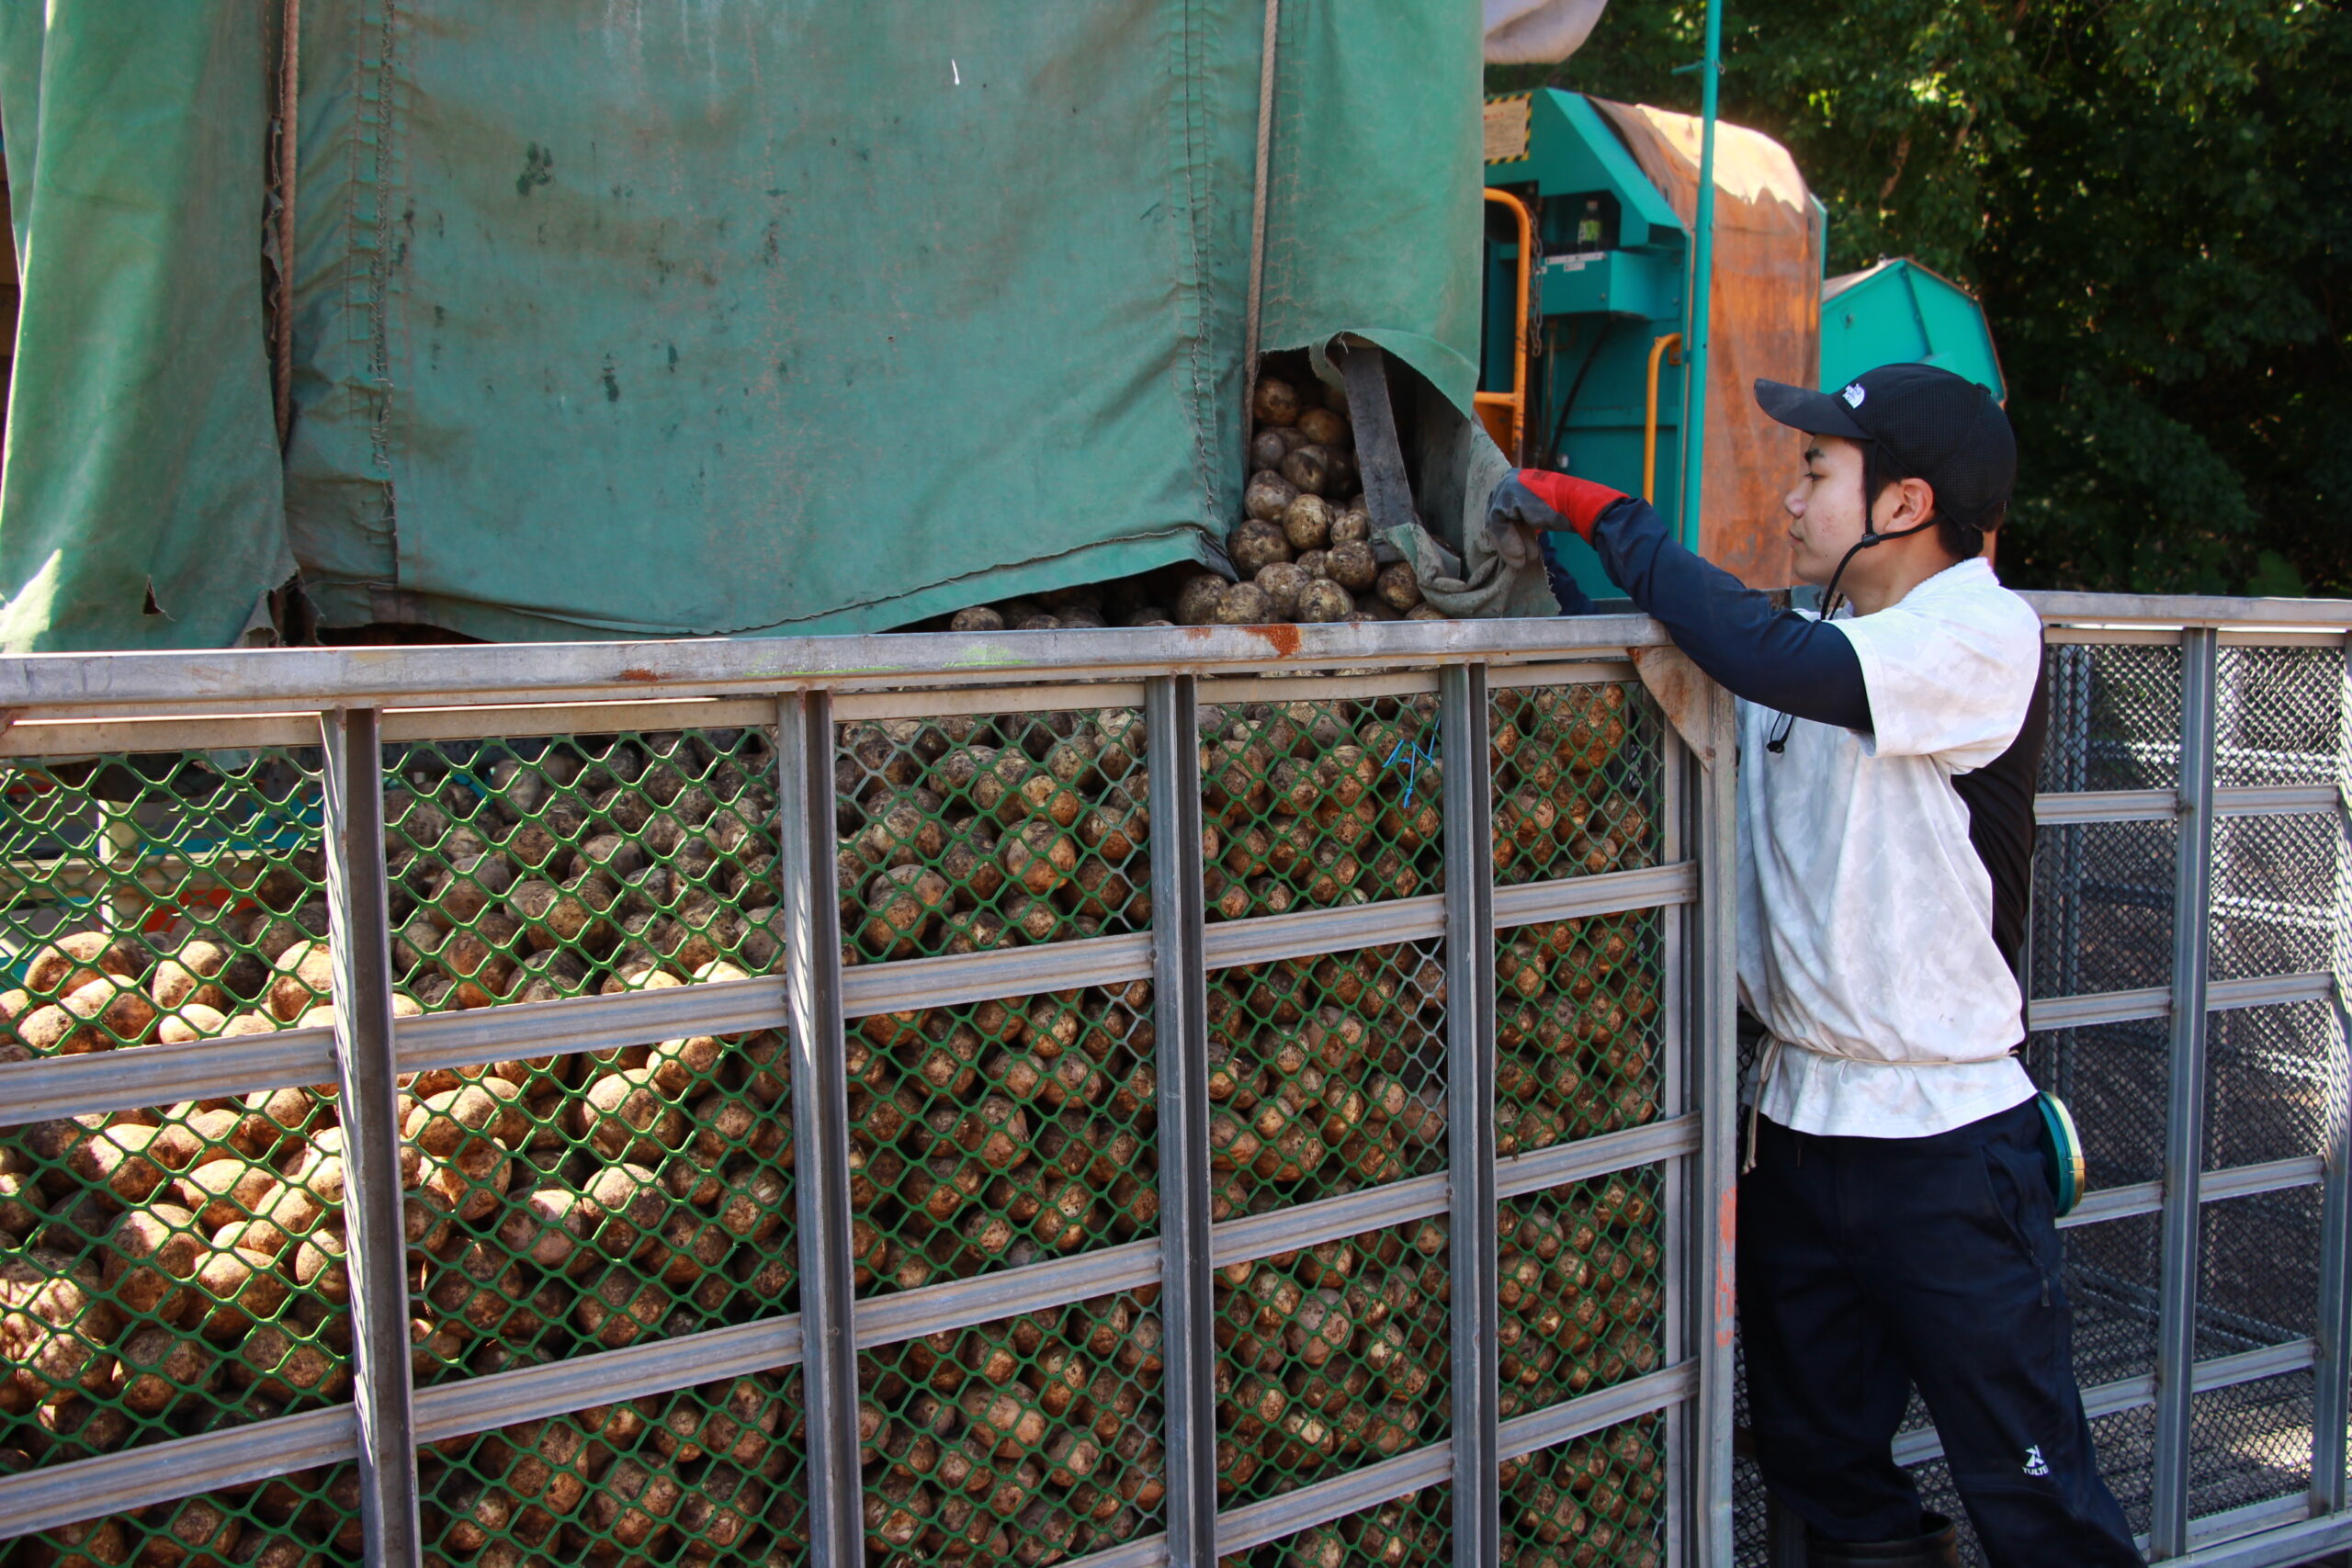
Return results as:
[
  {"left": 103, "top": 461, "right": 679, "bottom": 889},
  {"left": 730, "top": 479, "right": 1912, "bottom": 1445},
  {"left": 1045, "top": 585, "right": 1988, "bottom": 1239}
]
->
[{"left": 1738, "top": 1100, "right": 2143, "bottom": 1566}]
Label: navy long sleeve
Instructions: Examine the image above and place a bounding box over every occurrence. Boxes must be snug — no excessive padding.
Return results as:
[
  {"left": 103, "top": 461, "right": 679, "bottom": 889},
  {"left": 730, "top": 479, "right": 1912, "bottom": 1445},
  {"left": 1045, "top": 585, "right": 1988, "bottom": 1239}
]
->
[{"left": 1572, "top": 494, "right": 1871, "bottom": 733}]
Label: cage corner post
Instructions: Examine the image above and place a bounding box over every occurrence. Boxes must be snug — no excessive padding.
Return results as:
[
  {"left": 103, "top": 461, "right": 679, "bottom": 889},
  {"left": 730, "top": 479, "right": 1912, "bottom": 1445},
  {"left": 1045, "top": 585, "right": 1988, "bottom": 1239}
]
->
[{"left": 1690, "top": 675, "right": 1740, "bottom": 1568}]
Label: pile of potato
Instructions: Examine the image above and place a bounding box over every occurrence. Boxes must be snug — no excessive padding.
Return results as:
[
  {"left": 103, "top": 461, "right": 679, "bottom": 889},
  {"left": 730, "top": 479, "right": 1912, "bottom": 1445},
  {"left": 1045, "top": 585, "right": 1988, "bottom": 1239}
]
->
[
  {"left": 3, "top": 1470, "right": 368, "bottom": 1567},
  {"left": 1, "top": 929, "right": 803, "bottom": 1429},
  {"left": 843, "top": 986, "right": 1157, "bottom": 1296},
  {"left": 1212, "top": 1221, "right": 1449, "bottom": 1505},
  {"left": 419, "top": 1374, "right": 808, "bottom": 1567},
  {"left": 1498, "top": 1422, "right": 1668, "bottom": 1568},
  {"left": 1193, "top": 374, "right": 1444, "bottom": 629},
  {"left": 1203, "top": 944, "right": 1448, "bottom": 1216},
  {"left": 1495, "top": 1182, "right": 1665, "bottom": 1421},
  {"left": 1260, "top": 1491, "right": 1450, "bottom": 1568},
  {"left": 383, "top": 729, "right": 785, "bottom": 1008},
  {"left": 1496, "top": 918, "right": 1663, "bottom": 1158},
  {"left": 932, "top": 371, "right": 1447, "bottom": 637},
  {"left": 856, "top": 1293, "right": 1163, "bottom": 1563},
  {"left": 836, "top": 711, "right": 1149, "bottom": 964}
]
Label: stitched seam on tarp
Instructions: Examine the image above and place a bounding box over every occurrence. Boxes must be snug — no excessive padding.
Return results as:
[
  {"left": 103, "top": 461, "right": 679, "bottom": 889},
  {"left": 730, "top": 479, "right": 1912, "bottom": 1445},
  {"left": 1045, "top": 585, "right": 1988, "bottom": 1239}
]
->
[{"left": 1168, "top": 0, "right": 1220, "bottom": 530}]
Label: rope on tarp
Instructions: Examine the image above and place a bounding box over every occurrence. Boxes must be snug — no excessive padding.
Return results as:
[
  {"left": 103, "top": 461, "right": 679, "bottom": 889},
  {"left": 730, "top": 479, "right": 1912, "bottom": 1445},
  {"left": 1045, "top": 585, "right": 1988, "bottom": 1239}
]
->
[
  {"left": 1241, "top": 0, "right": 1281, "bottom": 444},
  {"left": 273, "top": 0, "right": 300, "bottom": 450}
]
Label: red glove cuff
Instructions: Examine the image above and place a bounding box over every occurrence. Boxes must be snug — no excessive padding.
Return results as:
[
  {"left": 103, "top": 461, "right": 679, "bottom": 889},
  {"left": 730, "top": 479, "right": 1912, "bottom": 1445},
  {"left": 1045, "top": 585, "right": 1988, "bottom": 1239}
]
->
[{"left": 1515, "top": 469, "right": 1627, "bottom": 542}]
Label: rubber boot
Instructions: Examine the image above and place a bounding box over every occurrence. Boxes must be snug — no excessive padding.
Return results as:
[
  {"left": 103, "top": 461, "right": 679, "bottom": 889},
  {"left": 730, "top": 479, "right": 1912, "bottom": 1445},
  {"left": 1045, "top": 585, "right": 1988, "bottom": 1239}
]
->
[{"left": 1806, "top": 1511, "right": 1962, "bottom": 1567}]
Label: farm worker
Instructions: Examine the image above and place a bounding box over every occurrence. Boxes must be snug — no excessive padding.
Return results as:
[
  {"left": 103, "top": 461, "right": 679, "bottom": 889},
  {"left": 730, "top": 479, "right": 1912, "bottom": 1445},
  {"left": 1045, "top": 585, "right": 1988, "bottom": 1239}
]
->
[{"left": 1486, "top": 364, "right": 2142, "bottom": 1568}]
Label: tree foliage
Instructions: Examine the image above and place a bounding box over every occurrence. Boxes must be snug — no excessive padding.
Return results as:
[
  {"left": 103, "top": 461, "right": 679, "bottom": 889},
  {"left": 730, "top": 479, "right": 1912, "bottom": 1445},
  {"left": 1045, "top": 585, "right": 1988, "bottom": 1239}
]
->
[{"left": 1494, "top": 0, "right": 2351, "bottom": 595}]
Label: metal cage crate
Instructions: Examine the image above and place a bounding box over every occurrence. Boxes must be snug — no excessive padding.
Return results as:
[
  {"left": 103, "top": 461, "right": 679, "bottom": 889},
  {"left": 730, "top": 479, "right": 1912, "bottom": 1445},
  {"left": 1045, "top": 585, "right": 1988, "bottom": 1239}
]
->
[{"left": 0, "top": 616, "right": 1738, "bottom": 1568}]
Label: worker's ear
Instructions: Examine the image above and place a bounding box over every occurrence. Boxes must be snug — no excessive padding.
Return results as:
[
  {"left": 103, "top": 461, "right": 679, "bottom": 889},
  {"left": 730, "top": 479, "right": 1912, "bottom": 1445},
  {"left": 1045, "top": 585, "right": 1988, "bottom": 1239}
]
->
[{"left": 1874, "top": 475, "right": 1937, "bottom": 535}]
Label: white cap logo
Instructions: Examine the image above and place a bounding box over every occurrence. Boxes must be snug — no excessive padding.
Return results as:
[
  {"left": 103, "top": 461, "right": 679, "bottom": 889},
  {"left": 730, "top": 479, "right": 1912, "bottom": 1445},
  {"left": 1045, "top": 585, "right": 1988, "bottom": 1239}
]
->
[{"left": 1842, "top": 383, "right": 1867, "bottom": 408}]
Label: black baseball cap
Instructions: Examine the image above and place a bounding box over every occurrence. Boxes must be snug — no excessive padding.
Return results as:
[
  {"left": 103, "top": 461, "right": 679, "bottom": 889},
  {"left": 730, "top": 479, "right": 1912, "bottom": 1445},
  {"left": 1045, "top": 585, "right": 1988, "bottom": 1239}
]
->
[{"left": 1754, "top": 363, "right": 2015, "bottom": 529}]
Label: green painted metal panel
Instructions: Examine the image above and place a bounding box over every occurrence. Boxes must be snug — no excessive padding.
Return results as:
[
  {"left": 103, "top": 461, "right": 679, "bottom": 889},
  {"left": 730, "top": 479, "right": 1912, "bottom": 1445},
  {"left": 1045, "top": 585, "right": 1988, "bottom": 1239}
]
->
[
  {"left": 1484, "top": 89, "right": 1687, "bottom": 600},
  {"left": 1818, "top": 259, "right": 2006, "bottom": 402}
]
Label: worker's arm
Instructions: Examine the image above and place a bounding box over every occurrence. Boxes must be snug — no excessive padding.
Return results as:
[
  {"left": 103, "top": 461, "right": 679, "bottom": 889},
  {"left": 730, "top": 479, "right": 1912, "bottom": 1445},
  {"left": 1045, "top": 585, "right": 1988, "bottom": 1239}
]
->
[{"left": 1490, "top": 470, "right": 1871, "bottom": 732}]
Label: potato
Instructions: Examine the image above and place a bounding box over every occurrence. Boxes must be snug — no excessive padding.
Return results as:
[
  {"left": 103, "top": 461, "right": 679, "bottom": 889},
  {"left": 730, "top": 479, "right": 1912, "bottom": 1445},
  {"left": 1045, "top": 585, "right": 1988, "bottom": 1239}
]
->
[
  {"left": 1281, "top": 445, "right": 1336, "bottom": 497},
  {"left": 1281, "top": 493, "right": 1336, "bottom": 553},
  {"left": 103, "top": 1204, "right": 205, "bottom": 1321},
  {"left": 1294, "top": 547, "right": 1329, "bottom": 581},
  {"left": 62, "top": 977, "right": 157, "bottom": 1049},
  {"left": 3, "top": 1251, "right": 122, "bottom": 1402},
  {"left": 1295, "top": 581, "right": 1354, "bottom": 624},
  {"left": 24, "top": 931, "right": 144, "bottom": 998},
  {"left": 156, "top": 1003, "right": 231, "bottom": 1044},
  {"left": 109, "top": 1324, "right": 215, "bottom": 1415},
  {"left": 862, "top": 864, "right": 953, "bottom": 957},
  {"left": 1211, "top": 581, "right": 1275, "bottom": 626},
  {"left": 1253, "top": 561, "right": 1310, "bottom": 619},
  {"left": 66, "top": 1122, "right": 174, "bottom": 1203},
  {"left": 1244, "top": 469, "right": 1300, "bottom": 524},
  {"left": 585, "top": 1163, "right": 670, "bottom": 1260},
  {"left": 194, "top": 1246, "right": 290, "bottom": 1341},
  {"left": 1407, "top": 604, "right": 1447, "bottom": 622},
  {"left": 1249, "top": 427, "right": 1292, "bottom": 471},
  {"left": 1298, "top": 407, "right": 1351, "bottom": 448},
  {"left": 1227, "top": 519, "right": 1292, "bottom": 576},
  {"left": 239, "top": 1322, "right": 350, "bottom": 1404},
  {"left": 432, "top": 853, "right": 519, "bottom": 930},
  {"left": 581, "top": 1068, "right": 687, "bottom": 1163},
  {"left": 269, "top": 941, "right": 337, "bottom": 1022},
  {"left": 1252, "top": 378, "right": 1302, "bottom": 427},
  {"left": 1000, "top": 820, "right": 1080, "bottom": 897},
  {"left": 576, "top": 1266, "right": 671, "bottom": 1350},
  {"left": 150, "top": 942, "right": 231, "bottom": 1013},
  {"left": 946, "top": 605, "right": 1005, "bottom": 633},
  {"left": 1324, "top": 540, "right": 1379, "bottom": 592},
  {"left": 1374, "top": 561, "right": 1424, "bottom": 611},
  {"left": 174, "top": 1156, "right": 280, "bottom": 1230},
  {"left": 1325, "top": 447, "right": 1361, "bottom": 498},
  {"left": 291, "top": 1228, "right": 350, "bottom": 1303},
  {"left": 1329, "top": 508, "right": 1371, "bottom": 545},
  {"left": 1173, "top": 574, "right": 1228, "bottom": 626}
]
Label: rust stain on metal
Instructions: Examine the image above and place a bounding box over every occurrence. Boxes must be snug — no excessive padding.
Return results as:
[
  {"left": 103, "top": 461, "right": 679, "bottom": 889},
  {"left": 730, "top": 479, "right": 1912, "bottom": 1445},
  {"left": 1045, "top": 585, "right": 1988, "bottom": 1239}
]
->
[
  {"left": 1251, "top": 624, "right": 1302, "bottom": 657},
  {"left": 1715, "top": 1185, "right": 1738, "bottom": 1345},
  {"left": 616, "top": 668, "right": 661, "bottom": 683},
  {"left": 1630, "top": 645, "right": 1718, "bottom": 764}
]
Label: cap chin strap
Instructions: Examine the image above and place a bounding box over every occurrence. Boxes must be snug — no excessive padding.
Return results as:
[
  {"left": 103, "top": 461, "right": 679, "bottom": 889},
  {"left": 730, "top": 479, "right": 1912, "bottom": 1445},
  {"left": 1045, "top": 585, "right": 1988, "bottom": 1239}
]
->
[{"left": 1764, "top": 514, "right": 1936, "bottom": 755}]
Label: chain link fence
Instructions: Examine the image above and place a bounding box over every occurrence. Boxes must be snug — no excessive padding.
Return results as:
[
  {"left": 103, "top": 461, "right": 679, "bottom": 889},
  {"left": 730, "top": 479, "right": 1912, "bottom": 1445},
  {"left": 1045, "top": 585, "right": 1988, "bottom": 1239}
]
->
[{"left": 0, "top": 617, "right": 1738, "bottom": 1568}]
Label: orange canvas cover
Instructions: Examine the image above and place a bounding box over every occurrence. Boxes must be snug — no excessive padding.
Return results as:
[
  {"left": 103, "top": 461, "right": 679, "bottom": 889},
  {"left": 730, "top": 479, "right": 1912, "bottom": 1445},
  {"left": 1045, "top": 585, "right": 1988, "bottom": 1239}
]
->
[{"left": 1592, "top": 100, "right": 1820, "bottom": 588}]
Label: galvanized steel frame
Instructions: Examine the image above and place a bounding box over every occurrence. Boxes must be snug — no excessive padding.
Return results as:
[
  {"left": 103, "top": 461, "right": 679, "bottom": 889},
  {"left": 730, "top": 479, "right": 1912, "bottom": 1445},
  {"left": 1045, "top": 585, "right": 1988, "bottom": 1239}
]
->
[
  {"left": 0, "top": 619, "right": 1738, "bottom": 1568},
  {"left": 1959, "top": 602, "right": 2352, "bottom": 1567}
]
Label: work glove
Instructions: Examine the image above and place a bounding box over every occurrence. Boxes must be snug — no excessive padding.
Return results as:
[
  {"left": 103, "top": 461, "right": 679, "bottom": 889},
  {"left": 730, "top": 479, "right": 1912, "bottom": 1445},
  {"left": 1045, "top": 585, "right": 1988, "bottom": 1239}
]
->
[{"left": 1485, "top": 469, "right": 1629, "bottom": 566}]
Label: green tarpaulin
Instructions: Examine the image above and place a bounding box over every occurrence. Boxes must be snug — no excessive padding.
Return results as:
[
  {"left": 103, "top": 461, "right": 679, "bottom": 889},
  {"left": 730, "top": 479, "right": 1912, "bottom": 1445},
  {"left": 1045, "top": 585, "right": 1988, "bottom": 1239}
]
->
[{"left": 1, "top": 0, "right": 1483, "bottom": 649}]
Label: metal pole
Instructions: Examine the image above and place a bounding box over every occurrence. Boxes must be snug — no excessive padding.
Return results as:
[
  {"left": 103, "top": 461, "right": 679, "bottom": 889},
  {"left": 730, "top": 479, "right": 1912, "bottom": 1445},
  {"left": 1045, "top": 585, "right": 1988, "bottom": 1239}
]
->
[
  {"left": 1693, "top": 679, "right": 1740, "bottom": 1568},
  {"left": 1148, "top": 675, "right": 1218, "bottom": 1568},
  {"left": 1675, "top": 0, "right": 1726, "bottom": 551},
  {"left": 2309, "top": 637, "right": 2352, "bottom": 1517},
  {"left": 776, "top": 693, "right": 863, "bottom": 1568},
  {"left": 2151, "top": 628, "right": 2219, "bottom": 1558},
  {"left": 1442, "top": 663, "right": 1499, "bottom": 1568},
  {"left": 318, "top": 708, "right": 422, "bottom": 1568}
]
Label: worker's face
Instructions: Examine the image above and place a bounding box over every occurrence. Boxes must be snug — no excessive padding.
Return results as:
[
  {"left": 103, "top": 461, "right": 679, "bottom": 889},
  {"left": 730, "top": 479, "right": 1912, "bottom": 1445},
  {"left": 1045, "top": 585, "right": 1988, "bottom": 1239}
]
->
[{"left": 1782, "top": 434, "right": 1871, "bottom": 586}]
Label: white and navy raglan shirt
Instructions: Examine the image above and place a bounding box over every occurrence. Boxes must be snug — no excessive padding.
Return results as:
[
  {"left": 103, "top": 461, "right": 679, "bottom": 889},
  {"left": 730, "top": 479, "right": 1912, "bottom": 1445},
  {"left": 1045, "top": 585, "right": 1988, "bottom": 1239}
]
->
[{"left": 1495, "top": 469, "right": 2049, "bottom": 1139}]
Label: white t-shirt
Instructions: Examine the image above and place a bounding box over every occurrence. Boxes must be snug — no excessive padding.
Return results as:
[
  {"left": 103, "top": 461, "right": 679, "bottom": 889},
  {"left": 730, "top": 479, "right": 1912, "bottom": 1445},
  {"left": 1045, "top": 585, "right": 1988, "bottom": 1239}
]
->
[{"left": 1738, "top": 557, "right": 2044, "bottom": 1137}]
